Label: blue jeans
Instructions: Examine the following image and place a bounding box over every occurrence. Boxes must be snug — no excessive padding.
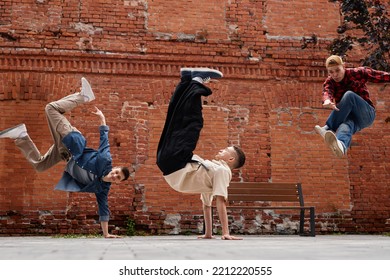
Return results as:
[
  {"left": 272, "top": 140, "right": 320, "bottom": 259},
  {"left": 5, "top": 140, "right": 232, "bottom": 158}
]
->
[{"left": 325, "top": 91, "right": 376, "bottom": 150}]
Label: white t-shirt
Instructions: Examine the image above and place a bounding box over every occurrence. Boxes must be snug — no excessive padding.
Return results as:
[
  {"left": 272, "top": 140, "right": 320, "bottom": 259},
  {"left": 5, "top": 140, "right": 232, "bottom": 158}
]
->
[{"left": 163, "top": 155, "right": 232, "bottom": 206}]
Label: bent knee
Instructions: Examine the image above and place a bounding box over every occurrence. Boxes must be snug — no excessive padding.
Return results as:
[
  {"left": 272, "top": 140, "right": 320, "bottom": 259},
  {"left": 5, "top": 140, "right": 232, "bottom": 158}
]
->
[
  {"left": 343, "top": 91, "right": 356, "bottom": 99},
  {"left": 45, "top": 103, "right": 55, "bottom": 114}
]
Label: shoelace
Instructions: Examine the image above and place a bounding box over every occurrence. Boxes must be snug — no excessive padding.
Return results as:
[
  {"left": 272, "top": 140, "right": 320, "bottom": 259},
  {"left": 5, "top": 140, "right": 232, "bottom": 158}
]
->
[{"left": 202, "top": 77, "right": 211, "bottom": 83}]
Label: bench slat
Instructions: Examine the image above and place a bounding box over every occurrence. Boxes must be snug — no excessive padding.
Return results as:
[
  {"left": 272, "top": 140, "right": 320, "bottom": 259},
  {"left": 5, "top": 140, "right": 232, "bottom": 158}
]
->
[
  {"left": 228, "top": 188, "right": 298, "bottom": 195},
  {"left": 226, "top": 206, "right": 313, "bottom": 210},
  {"left": 229, "top": 182, "right": 298, "bottom": 189},
  {"left": 229, "top": 194, "right": 300, "bottom": 202}
]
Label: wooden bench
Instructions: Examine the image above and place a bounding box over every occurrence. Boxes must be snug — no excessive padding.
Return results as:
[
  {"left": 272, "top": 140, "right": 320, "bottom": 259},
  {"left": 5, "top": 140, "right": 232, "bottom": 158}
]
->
[{"left": 212, "top": 182, "right": 316, "bottom": 236}]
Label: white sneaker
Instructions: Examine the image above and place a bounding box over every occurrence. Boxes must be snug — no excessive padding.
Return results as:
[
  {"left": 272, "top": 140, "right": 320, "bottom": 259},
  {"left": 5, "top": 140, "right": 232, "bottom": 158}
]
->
[
  {"left": 324, "top": 131, "right": 346, "bottom": 158},
  {"left": 0, "top": 124, "right": 27, "bottom": 139},
  {"left": 314, "top": 125, "right": 327, "bottom": 139},
  {"left": 80, "top": 77, "right": 95, "bottom": 102}
]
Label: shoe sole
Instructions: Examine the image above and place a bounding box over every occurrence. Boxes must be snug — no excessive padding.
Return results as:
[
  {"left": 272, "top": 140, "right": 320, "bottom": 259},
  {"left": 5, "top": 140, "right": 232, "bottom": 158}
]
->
[
  {"left": 0, "top": 124, "right": 25, "bottom": 138},
  {"left": 324, "top": 131, "right": 344, "bottom": 158},
  {"left": 81, "top": 77, "right": 95, "bottom": 101},
  {"left": 180, "top": 68, "right": 192, "bottom": 74}
]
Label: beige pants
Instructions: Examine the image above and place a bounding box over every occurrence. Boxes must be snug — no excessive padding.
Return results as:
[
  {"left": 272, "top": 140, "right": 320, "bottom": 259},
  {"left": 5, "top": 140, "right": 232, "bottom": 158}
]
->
[{"left": 15, "top": 93, "right": 84, "bottom": 172}]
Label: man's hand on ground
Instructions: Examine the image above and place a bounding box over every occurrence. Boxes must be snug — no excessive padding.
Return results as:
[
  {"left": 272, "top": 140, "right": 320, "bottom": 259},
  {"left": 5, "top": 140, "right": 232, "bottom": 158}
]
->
[
  {"left": 197, "top": 234, "right": 215, "bottom": 239},
  {"left": 104, "top": 234, "right": 122, "bottom": 238}
]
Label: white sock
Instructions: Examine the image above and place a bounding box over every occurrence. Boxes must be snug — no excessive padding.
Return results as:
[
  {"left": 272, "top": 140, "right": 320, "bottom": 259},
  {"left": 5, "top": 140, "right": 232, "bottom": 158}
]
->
[
  {"left": 323, "top": 125, "right": 329, "bottom": 130},
  {"left": 192, "top": 77, "right": 203, "bottom": 84}
]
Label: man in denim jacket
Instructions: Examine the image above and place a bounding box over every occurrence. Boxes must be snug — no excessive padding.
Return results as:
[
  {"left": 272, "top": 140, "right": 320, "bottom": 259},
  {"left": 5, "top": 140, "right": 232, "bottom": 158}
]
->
[{"left": 0, "top": 78, "right": 130, "bottom": 238}]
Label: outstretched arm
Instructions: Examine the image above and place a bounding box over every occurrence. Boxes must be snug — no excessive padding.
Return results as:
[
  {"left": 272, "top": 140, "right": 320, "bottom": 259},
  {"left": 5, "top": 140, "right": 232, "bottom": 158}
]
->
[
  {"left": 92, "top": 107, "right": 111, "bottom": 154},
  {"left": 92, "top": 106, "right": 106, "bottom": 126},
  {"left": 101, "top": 221, "right": 121, "bottom": 238},
  {"left": 216, "top": 196, "right": 242, "bottom": 240},
  {"left": 322, "top": 99, "right": 339, "bottom": 111},
  {"left": 322, "top": 79, "right": 339, "bottom": 111},
  {"left": 95, "top": 193, "right": 120, "bottom": 238},
  {"left": 198, "top": 204, "right": 215, "bottom": 239}
]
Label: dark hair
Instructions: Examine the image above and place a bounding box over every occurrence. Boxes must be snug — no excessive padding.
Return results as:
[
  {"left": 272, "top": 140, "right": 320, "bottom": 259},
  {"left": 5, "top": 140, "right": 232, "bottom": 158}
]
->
[
  {"left": 120, "top": 166, "right": 131, "bottom": 181},
  {"left": 232, "top": 145, "right": 246, "bottom": 169}
]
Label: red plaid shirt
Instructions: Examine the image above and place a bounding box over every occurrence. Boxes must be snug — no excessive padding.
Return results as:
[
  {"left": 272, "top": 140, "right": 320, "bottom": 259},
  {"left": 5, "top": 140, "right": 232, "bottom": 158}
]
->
[{"left": 322, "top": 67, "right": 390, "bottom": 108}]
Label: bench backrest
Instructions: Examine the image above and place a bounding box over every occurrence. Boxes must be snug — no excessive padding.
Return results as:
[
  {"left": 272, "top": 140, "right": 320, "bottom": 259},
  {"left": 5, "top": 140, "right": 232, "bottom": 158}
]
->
[{"left": 228, "top": 182, "right": 304, "bottom": 206}]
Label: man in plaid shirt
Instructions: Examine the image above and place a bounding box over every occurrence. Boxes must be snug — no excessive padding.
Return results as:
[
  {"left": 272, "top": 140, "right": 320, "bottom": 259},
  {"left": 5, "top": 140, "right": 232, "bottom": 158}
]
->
[{"left": 315, "top": 55, "right": 390, "bottom": 158}]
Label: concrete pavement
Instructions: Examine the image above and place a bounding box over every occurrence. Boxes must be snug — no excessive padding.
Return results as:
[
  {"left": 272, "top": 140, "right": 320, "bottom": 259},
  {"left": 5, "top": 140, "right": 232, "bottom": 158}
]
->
[{"left": 1, "top": 234, "right": 390, "bottom": 260}]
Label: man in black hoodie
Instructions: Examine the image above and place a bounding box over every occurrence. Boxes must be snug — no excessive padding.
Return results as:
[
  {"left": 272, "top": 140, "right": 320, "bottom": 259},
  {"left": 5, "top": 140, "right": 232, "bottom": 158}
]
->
[{"left": 157, "top": 68, "right": 246, "bottom": 240}]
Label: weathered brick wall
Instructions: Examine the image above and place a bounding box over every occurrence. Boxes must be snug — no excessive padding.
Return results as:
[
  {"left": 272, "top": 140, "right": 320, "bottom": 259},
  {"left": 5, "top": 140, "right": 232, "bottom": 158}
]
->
[{"left": 0, "top": 0, "right": 389, "bottom": 236}]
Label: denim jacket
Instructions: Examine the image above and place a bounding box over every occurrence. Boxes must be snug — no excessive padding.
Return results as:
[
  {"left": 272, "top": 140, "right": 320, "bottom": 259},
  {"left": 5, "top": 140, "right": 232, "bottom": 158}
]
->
[{"left": 54, "top": 125, "right": 113, "bottom": 221}]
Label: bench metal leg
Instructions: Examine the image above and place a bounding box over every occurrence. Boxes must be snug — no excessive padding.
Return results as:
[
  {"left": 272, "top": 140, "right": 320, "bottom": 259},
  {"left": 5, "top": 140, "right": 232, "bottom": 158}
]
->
[
  {"left": 299, "top": 208, "right": 316, "bottom": 237},
  {"left": 299, "top": 209, "right": 305, "bottom": 235},
  {"left": 309, "top": 207, "right": 316, "bottom": 237}
]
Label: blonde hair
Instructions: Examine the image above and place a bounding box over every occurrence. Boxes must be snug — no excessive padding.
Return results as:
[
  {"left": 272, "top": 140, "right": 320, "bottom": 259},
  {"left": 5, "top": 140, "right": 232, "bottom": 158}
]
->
[{"left": 326, "top": 55, "right": 344, "bottom": 68}]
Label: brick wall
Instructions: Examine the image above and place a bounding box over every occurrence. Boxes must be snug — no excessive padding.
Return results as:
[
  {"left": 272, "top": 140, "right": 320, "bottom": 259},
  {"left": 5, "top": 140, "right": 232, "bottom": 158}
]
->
[{"left": 0, "top": 0, "right": 389, "bottom": 236}]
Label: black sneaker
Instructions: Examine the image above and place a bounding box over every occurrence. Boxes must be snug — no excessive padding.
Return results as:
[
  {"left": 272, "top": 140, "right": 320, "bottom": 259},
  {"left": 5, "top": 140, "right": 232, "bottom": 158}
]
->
[
  {"left": 180, "top": 68, "right": 192, "bottom": 78},
  {"left": 180, "top": 67, "right": 223, "bottom": 79},
  {"left": 192, "top": 68, "right": 223, "bottom": 79}
]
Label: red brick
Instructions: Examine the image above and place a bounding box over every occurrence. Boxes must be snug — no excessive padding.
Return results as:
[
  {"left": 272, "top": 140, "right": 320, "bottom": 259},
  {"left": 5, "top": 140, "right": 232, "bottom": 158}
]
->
[{"left": 0, "top": 0, "right": 389, "bottom": 236}]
